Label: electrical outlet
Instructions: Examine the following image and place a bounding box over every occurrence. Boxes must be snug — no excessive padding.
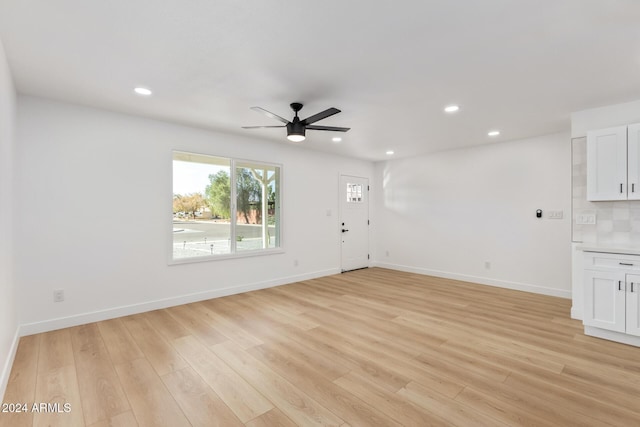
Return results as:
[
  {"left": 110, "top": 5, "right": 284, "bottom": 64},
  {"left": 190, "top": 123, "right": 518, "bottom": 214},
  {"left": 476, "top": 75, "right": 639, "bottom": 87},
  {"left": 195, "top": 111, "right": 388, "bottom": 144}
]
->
[
  {"left": 484, "top": 261, "right": 491, "bottom": 270},
  {"left": 294, "top": 259, "right": 299, "bottom": 267},
  {"left": 53, "top": 289, "right": 64, "bottom": 302},
  {"left": 385, "top": 250, "right": 390, "bottom": 257},
  {"left": 576, "top": 213, "right": 596, "bottom": 225}
]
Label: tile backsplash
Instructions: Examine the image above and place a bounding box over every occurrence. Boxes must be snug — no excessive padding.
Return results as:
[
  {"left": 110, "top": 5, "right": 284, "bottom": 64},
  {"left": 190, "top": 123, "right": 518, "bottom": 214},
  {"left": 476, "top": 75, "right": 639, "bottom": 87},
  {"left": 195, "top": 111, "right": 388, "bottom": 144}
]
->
[{"left": 572, "top": 137, "right": 640, "bottom": 244}]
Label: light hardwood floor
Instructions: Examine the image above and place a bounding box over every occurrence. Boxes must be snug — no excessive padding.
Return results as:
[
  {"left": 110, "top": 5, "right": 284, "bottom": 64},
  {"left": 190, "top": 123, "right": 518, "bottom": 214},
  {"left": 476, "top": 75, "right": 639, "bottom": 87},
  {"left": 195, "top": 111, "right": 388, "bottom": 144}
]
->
[{"left": 2, "top": 268, "right": 640, "bottom": 426}]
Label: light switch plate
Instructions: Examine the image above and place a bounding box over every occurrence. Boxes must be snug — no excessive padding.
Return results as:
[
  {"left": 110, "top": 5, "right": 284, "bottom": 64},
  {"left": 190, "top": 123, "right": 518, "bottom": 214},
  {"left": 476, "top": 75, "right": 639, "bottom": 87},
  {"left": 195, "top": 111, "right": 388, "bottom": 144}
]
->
[{"left": 548, "top": 210, "right": 564, "bottom": 219}]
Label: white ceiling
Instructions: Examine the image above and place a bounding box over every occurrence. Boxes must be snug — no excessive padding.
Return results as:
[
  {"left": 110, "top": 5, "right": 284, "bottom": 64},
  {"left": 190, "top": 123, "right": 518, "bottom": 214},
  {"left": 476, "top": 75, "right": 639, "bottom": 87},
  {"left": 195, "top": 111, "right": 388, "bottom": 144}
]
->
[{"left": 2, "top": 1, "right": 640, "bottom": 161}]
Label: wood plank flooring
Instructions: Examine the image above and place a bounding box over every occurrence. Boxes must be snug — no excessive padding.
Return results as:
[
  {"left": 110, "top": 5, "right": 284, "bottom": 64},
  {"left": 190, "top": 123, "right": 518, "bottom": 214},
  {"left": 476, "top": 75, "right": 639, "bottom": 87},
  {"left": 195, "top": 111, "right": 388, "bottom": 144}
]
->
[{"left": 2, "top": 268, "right": 640, "bottom": 426}]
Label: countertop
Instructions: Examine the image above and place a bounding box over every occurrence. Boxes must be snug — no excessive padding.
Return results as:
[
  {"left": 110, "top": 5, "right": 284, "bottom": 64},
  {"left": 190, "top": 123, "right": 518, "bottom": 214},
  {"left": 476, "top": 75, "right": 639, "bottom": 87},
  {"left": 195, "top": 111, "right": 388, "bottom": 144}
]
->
[{"left": 579, "top": 244, "right": 640, "bottom": 256}]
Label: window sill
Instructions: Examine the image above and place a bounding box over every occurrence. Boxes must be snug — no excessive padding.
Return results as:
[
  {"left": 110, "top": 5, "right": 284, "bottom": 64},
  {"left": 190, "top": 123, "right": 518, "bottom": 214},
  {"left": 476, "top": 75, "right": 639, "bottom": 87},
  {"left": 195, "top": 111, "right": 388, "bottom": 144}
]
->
[{"left": 169, "top": 247, "right": 285, "bottom": 266}]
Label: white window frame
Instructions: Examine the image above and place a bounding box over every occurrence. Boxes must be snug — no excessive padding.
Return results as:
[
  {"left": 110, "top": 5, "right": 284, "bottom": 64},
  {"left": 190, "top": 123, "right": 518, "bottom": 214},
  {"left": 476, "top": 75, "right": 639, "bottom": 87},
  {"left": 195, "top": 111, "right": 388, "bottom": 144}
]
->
[{"left": 170, "top": 150, "right": 283, "bottom": 265}]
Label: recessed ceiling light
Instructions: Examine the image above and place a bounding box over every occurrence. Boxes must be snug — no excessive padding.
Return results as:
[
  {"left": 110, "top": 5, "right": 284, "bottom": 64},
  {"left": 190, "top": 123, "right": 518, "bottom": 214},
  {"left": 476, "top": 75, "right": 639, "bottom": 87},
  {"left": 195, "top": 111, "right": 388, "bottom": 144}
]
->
[
  {"left": 134, "top": 87, "right": 152, "bottom": 96},
  {"left": 444, "top": 105, "right": 460, "bottom": 113},
  {"left": 332, "top": 137, "right": 342, "bottom": 142},
  {"left": 386, "top": 150, "right": 395, "bottom": 155},
  {"left": 488, "top": 130, "right": 500, "bottom": 137}
]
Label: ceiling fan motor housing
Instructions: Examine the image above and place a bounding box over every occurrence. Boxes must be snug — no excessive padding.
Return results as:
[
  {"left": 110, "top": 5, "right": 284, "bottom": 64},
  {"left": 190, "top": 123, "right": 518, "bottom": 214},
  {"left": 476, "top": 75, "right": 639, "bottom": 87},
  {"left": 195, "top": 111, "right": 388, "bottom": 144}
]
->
[{"left": 287, "top": 119, "right": 306, "bottom": 140}]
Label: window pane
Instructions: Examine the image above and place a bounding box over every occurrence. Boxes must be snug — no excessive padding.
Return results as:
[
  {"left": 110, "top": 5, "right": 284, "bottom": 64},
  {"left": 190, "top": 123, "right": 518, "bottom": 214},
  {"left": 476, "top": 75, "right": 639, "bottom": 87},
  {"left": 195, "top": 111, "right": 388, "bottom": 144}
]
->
[
  {"left": 172, "top": 152, "right": 231, "bottom": 259},
  {"left": 347, "top": 183, "right": 363, "bottom": 203},
  {"left": 235, "top": 162, "right": 280, "bottom": 252}
]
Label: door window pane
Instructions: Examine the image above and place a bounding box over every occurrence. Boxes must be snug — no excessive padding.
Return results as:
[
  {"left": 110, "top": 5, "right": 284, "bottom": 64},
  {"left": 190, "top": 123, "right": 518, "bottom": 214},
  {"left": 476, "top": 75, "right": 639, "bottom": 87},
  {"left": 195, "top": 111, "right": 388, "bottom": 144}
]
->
[{"left": 347, "top": 183, "right": 363, "bottom": 203}]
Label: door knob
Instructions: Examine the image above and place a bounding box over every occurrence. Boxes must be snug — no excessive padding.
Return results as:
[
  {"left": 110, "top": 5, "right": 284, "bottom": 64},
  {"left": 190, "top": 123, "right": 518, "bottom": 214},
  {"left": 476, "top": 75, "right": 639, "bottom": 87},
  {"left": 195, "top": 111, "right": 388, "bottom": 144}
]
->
[{"left": 341, "top": 229, "right": 349, "bottom": 233}]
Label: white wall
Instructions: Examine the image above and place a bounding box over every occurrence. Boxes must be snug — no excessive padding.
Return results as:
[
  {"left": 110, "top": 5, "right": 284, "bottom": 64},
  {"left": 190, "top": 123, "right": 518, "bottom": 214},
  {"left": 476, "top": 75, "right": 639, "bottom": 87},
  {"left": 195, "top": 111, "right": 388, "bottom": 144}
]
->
[
  {"left": 14, "top": 96, "right": 373, "bottom": 333},
  {"left": 572, "top": 99, "right": 640, "bottom": 138},
  {"left": 0, "top": 38, "right": 18, "bottom": 400},
  {"left": 373, "top": 133, "right": 572, "bottom": 298}
]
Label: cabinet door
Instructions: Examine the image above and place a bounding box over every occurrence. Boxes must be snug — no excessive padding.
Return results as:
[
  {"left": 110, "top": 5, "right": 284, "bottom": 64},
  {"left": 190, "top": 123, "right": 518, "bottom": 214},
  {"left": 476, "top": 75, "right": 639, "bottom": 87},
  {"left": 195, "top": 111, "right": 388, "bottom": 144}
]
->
[
  {"left": 626, "top": 274, "right": 640, "bottom": 336},
  {"left": 628, "top": 124, "right": 640, "bottom": 200},
  {"left": 583, "top": 270, "right": 626, "bottom": 332},
  {"left": 587, "top": 126, "right": 628, "bottom": 201}
]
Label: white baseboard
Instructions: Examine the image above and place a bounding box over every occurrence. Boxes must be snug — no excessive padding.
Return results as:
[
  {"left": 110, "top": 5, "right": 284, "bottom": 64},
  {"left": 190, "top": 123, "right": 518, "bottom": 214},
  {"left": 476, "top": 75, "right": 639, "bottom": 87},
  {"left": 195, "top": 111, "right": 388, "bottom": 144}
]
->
[
  {"left": 584, "top": 326, "right": 640, "bottom": 347},
  {"left": 0, "top": 326, "right": 21, "bottom": 402},
  {"left": 373, "top": 262, "right": 571, "bottom": 299},
  {"left": 20, "top": 268, "right": 339, "bottom": 336}
]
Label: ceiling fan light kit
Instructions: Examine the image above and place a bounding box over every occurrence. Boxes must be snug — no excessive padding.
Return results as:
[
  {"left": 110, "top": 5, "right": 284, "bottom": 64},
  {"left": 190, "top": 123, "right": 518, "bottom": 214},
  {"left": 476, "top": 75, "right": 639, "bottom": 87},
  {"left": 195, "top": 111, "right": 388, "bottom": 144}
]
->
[
  {"left": 286, "top": 124, "right": 306, "bottom": 142},
  {"left": 243, "top": 102, "right": 350, "bottom": 143}
]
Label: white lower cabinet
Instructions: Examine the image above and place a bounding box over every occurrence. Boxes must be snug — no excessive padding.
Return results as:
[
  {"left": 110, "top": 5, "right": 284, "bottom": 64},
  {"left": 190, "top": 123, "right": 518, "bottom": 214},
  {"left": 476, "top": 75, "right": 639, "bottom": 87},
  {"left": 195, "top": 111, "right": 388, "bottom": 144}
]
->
[
  {"left": 583, "top": 271, "right": 639, "bottom": 335},
  {"left": 627, "top": 274, "right": 640, "bottom": 336},
  {"left": 583, "top": 251, "right": 640, "bottom": 345}
]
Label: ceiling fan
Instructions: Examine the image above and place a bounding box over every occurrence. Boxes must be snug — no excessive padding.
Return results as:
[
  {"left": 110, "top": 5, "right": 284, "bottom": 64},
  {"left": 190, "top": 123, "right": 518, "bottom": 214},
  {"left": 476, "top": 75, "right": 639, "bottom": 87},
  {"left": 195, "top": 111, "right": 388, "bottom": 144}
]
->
[{"left": 242, "top": 102, "right": 350, "bottom": 142}]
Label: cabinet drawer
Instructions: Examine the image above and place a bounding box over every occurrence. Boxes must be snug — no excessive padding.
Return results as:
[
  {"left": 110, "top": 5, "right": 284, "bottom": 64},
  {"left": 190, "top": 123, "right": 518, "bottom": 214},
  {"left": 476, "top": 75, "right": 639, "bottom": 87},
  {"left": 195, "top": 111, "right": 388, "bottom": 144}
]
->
[{"left": 584, "top": 252, "right": 640, "bottom": 271}]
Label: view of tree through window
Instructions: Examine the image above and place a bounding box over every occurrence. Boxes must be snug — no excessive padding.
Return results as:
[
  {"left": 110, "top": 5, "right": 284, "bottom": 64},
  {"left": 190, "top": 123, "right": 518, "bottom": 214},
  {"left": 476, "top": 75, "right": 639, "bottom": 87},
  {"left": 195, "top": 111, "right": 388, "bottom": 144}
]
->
[
  {"left": 172, "top": 151, "right": 280, "bottom": 261},
  {"left": 236, "top": 162, "right": 279, "bottom": 251}
]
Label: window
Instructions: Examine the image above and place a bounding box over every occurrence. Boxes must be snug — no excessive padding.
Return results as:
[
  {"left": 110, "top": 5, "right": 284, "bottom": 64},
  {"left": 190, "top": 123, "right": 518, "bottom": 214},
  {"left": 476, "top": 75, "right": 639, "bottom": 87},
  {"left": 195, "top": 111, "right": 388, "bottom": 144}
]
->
[
  {"left": 172, "top": 151, "right": 281, "bottom": 262},
  {"left": 346, "top": 183, "right": 363, "bottom": 203}
]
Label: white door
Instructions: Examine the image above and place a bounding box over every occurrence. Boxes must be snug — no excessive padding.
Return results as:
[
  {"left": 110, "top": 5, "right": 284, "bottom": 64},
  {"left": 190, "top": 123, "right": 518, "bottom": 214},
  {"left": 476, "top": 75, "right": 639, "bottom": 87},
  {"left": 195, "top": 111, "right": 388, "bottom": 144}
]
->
[
  {"left": 583, "top": 270, "right": 626, "bottom": 333},
  {"left": 626, "top": 274, "right": 640, "bottom": 337},
  {"left": 587, "top": 125, "right": 627, "bottom": 201},
  {"left": 340, "top": 175, "right": 369, "bottom": 272}
]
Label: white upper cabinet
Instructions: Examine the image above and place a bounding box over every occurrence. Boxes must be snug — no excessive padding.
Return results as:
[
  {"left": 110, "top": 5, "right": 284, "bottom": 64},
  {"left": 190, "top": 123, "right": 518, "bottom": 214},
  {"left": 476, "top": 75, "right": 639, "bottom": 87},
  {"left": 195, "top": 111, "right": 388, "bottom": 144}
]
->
[
  {"left": 587, "top": 124, "right": 639, "bottom": 201},
  {"left": 627, "top": 124, "right": 640, "bottom": 200}
]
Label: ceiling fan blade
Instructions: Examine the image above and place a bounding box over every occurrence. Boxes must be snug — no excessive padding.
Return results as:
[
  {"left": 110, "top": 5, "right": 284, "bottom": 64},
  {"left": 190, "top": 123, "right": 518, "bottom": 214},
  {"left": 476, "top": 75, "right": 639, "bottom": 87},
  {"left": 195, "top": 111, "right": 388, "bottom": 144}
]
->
[
  {"left": 241, "top": 125, "right": 286, "bottom": 129},
  {"left": 250, "top": 107, "right": 290, "bottom": 124},
  {"left": 301, "top": 108, "right": 341, "bottom": 125},
  {"left": 306, "top": 125, "right": 350, "bottom": 132}
]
